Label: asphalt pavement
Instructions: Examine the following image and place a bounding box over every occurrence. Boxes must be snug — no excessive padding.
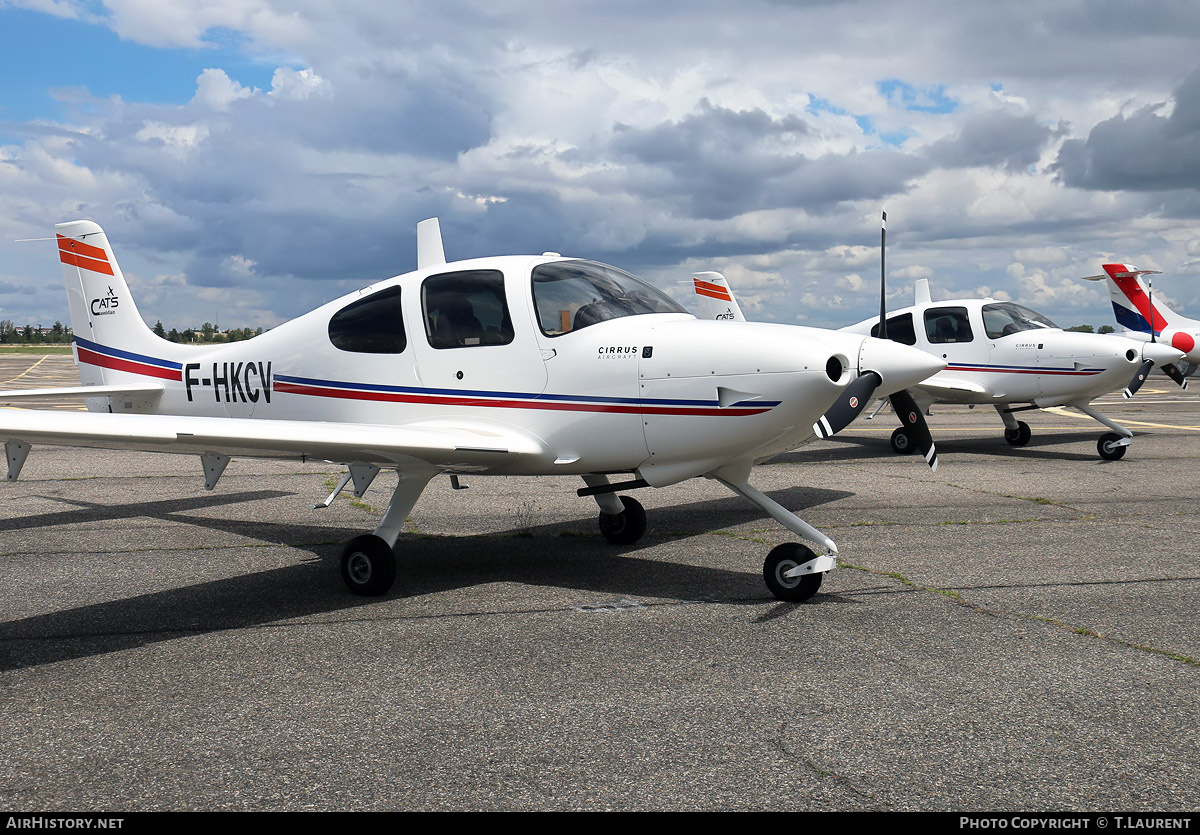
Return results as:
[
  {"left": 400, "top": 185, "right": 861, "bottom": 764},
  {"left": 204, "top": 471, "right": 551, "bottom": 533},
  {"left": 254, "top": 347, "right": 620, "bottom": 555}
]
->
[{"left": 1, "top": 355, "right": 1197, "bottom": 810}]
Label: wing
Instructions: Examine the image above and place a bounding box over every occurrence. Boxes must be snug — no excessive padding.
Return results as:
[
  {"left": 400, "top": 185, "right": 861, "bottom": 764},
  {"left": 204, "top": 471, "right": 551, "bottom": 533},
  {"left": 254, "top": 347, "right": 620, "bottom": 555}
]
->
[
  {"left": 0, "top": 383, "right": 165, "bottom": 402},
  {"left": 0, "top": 408, "right": 551, "bottom": 480}
]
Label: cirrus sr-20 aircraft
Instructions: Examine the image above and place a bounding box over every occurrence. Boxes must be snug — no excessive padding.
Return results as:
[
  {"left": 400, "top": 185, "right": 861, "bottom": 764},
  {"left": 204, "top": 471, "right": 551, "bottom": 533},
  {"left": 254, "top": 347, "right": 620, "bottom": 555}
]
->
[
  {"left": 691, "top": 270, "right": 1185, "bottom": 461},
  {"left": 0, "top": 219, "right": 945, "bottom": 602}
]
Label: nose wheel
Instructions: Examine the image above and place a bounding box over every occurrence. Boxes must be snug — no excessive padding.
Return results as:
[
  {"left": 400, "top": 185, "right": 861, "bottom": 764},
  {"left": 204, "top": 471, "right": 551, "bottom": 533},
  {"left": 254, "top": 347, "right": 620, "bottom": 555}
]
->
[
  {"left": 763, "top": 543, "right": 824, "bottom": 602},
  {"left": 890, "top": 427, "right": 913, "bottom": 454},
  {"left": 1097, "top": 432, "right": 1128, "bottom": 461}
]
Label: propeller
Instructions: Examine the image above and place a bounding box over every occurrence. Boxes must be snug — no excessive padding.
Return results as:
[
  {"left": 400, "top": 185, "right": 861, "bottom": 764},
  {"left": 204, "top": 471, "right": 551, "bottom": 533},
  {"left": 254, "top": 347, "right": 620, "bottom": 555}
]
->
[
  {"left": 811, "top": 209, "right": 939, "bottom": 470},
  {"left": 890, "top": 388, "right": 939, "bottom": 471},
  {"left": 814, "top": 371, "right": 881, "bottom": 439},
  {"left": 1161, "top": 362, "right": 1190, "bottom": 390},
  {"left": 1142, "top": 273, "right": 1189, "bottom": 391},
  {"left": 1123, "top": 359, "right": 1155, "bottom": 399}
]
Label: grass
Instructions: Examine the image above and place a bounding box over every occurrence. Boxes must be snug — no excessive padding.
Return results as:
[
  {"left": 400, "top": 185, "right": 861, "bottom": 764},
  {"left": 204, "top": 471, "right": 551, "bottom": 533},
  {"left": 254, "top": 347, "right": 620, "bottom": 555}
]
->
[
  {"left": 0, "top": 345, "right": 74, "bottom": 354},
  {"left": 840, "top": 561, "right": 1199, "bottom": 667}
]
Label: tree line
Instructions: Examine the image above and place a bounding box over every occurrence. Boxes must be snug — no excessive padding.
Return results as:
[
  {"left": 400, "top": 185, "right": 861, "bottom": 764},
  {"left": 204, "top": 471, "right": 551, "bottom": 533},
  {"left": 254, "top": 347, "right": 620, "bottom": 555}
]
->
[
  {"left": 152, "top": 321, "right": 264, "bottom": 343},
  {"left": 0, "top": 319, "right": 263, "bottom": 344}
]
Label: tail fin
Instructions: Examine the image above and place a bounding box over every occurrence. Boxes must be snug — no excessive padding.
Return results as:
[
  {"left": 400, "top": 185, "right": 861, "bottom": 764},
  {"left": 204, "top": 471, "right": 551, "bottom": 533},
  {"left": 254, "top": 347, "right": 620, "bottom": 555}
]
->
[
  {"left": 1081, "top": 263, "right": 1175, "bottom": 337},
  {"left": 692, "top": 271, "right": 746, "bottom": 322},
  {"left": 56, "top": 220, "right": 181, "bottom": 386}
]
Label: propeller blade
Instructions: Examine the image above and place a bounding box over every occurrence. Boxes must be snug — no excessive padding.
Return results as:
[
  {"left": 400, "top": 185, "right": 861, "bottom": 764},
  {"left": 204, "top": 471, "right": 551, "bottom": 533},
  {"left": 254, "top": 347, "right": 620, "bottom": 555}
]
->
[
  {"left": 1162, "top": 363, "right": 1190, "bottom": 391},
  {"left": 813, "top": 372, "right": 881, "bottom": 439},
  {"left": 890, "top": 389, "right": 938, "bottom": 471},
  {"left": 1123, "top": 358, "right": 1155, "bottom": 399}
]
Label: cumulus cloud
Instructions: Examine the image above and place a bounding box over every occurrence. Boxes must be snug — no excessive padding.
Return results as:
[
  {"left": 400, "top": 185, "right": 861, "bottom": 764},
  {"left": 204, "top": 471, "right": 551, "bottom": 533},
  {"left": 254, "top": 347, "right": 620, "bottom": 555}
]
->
[
  {"left": 4, "top": 2, "right": 1200, "bottom": 331},
  {"left": 926, "top": 110, "right": 1064, "bottom": 172},
  {"left": 1052, "top": 66, "right": 1200, "bottom": 192}
]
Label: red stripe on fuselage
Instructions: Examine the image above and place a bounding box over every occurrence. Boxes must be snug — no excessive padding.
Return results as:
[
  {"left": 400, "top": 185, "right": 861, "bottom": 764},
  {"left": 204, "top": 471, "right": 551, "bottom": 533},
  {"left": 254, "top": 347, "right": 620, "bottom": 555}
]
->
[
  {"left": 76, "top": 346, "right": 182, "bottom": 381},
  {"left": 273, "top": 381, "right": 771, "bottom": 416}
]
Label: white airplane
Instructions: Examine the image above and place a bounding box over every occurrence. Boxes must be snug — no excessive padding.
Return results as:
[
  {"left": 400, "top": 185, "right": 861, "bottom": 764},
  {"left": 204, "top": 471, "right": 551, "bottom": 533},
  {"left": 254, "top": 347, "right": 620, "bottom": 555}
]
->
[
  {"left": 692, "top": 272, "right": 1185, "bottom": 460},
  {"left": 1080, "top": 262, "right": 1199, "bottom": 384},
  {"left": 0, "top": 219, "right": 945, "bottom": 603}
]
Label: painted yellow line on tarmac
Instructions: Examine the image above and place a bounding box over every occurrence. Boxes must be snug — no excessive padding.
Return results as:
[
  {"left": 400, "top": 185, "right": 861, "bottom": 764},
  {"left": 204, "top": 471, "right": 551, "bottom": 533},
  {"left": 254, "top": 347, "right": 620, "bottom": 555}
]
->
[
  {"left": 1043, "top": 406, "right": 1200, "bottom": 431},
  {"left": 0, "top": 356, "right": 47, "bottom": 386}
]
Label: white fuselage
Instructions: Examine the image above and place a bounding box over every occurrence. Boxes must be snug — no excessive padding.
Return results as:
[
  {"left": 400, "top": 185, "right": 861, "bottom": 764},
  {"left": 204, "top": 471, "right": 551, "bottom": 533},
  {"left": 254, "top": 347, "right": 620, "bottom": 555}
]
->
[
  {"left": 77, "top": 254, "right": 899, "bottom": 484},
  {"left": 843, "top": 298, "right": 1149, "bottom": 408}
]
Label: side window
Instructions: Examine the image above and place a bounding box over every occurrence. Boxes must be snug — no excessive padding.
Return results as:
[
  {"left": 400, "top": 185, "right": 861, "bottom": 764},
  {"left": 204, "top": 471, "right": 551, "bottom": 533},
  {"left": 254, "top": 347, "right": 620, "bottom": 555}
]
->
[
  {"left": 924, "top": 306, "right": 974, "bottom": 344},
  {"left": 869, "top": 312, "right": 917, "bottom": 345},
  {"left": 422, "top": 270, "right": 514, "bottom": 349},
  {"left": 328, "top": 285, "right": 406, "bottom": 354}
]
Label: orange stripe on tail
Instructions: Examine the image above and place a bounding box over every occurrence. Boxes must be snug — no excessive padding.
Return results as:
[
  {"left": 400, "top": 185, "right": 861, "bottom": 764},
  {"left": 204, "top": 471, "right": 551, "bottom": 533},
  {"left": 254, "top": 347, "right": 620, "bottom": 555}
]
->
[{"left": 693, "top": 278, "right": 733, "bottom": 301}]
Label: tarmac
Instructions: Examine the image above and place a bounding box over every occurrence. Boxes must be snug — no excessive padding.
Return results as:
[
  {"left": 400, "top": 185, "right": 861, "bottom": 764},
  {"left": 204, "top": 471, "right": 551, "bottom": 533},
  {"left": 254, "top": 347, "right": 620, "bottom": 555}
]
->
[{"left": 1, "top": 354, "right": 1197, "bottom": 811}]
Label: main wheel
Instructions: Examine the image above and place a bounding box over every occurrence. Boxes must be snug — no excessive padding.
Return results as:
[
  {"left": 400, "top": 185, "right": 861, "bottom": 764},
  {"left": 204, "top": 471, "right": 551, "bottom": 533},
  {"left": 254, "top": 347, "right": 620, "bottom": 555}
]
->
[
  {"left": 890, "top": 427, "right": 913, "bottom": 454},
  {"left": 341, "top": 534, "right": 396, "bottom": 596},
  {"left": 763, "top": 543, "right": 823, "bottom": 603},
  {"left": 1004, "top": 420, "right": 1031, "bottom": 447},
  {"left": 1097, "top": 432, "right": 1128, "bottom": 461},
  {"left": 598, "top": 495, "right": 647, "bottom": 545}
]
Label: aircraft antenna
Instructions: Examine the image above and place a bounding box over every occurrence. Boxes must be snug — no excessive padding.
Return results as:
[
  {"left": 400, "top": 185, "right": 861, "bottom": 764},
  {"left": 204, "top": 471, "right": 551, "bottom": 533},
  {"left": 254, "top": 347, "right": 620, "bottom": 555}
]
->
[
  {"left": 879, "top": 210, "right": 887, "bottom": 338},
  {"left": 1148, "top": 275, "right": 1156, "bottom": 341}
]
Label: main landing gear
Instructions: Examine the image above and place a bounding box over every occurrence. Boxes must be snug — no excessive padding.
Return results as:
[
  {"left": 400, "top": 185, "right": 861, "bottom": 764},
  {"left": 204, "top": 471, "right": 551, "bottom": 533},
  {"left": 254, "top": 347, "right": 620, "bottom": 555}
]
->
[
  {"left": 337, "top": 470, "right": 435, "bottom": 597},
  {"left": 597, "top": 495, "right": 647, "bottom": 545},
  {"left": 1004, "top": 420, "right": 1031, "bottom": 447}
]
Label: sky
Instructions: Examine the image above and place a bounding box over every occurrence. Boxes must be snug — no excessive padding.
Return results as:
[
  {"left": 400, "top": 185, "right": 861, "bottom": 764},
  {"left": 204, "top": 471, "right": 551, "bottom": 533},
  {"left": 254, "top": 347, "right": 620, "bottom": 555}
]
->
[{"left": 2, "top": 0, "right": 1200, "bottom": 333}]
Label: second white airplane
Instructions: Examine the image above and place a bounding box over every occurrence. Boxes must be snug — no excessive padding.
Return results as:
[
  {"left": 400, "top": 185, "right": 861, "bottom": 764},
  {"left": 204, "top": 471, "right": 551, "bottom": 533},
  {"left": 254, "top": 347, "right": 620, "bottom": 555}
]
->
[{"left": 692, "top": 273, "right": 1184, "bottom": 460}]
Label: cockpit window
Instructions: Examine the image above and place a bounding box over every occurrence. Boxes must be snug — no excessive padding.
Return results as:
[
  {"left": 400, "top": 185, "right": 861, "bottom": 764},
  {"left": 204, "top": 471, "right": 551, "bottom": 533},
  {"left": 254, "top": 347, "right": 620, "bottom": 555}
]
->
[
  {"left": 328, "top": 285, "right": 406, "bottom": 354},
  {"left": 869, "top": 312, "right": 917, "bottom": 346},
  {"left": 422, "top": 269, "right": 514, "bottom": 349},
  {"left": 532, "top": 260, "right": 686, "bottom": 337},
  {"left": 924, "top": 306, "right": 974, "bottom": 344},
  {"left": 982, "top": 302, "right": 1058, "bottom": 339}
]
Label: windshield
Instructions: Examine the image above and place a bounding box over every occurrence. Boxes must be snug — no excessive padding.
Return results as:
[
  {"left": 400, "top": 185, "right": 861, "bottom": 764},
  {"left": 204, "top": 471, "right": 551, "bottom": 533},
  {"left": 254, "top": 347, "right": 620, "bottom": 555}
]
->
[
  {"left": 531, "top": 260, "right": 686, "bottom": 336},
  {"left": 982, "top": 302, "right": 1058, "bottom": 339}
]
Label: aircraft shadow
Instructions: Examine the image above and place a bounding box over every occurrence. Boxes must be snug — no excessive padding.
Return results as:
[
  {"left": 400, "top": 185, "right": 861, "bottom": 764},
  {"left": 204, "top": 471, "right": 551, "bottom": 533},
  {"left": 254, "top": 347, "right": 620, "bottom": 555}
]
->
[
  {"left": 0, "top": 484, "right": 852, "bottom": 672},
  {"left": 793, "top": 430, "right": 1121, "bottom": 464}
]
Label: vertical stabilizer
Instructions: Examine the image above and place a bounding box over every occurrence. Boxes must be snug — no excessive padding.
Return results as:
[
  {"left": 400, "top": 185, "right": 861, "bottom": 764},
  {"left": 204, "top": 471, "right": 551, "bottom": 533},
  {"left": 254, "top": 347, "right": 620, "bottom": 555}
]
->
[
  {"left": 55, "top": 220, "right": 178, "bottom": 387},
  {"left": 416, "top": 218, "right": 446, "bottom": 270},
  {"left": 914, "top": 278, "right": 932, "bottom": 306},
  {"left": 1081, "top": 263, "right": 1175, "bottom": 336},
  {"left": 692, "top": 271, "right": 746, "bottom": 321}
]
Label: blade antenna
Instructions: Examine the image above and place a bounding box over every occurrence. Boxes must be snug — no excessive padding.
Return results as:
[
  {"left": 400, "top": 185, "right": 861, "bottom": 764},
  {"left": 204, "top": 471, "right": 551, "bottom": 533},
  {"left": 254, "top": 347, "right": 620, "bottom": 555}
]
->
[
  {"left": 879, "top": 209, "right": 888, "bottom": 339},
  {"left": 1148, "top": 274, "right": 1156, "bottom": 342}
]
